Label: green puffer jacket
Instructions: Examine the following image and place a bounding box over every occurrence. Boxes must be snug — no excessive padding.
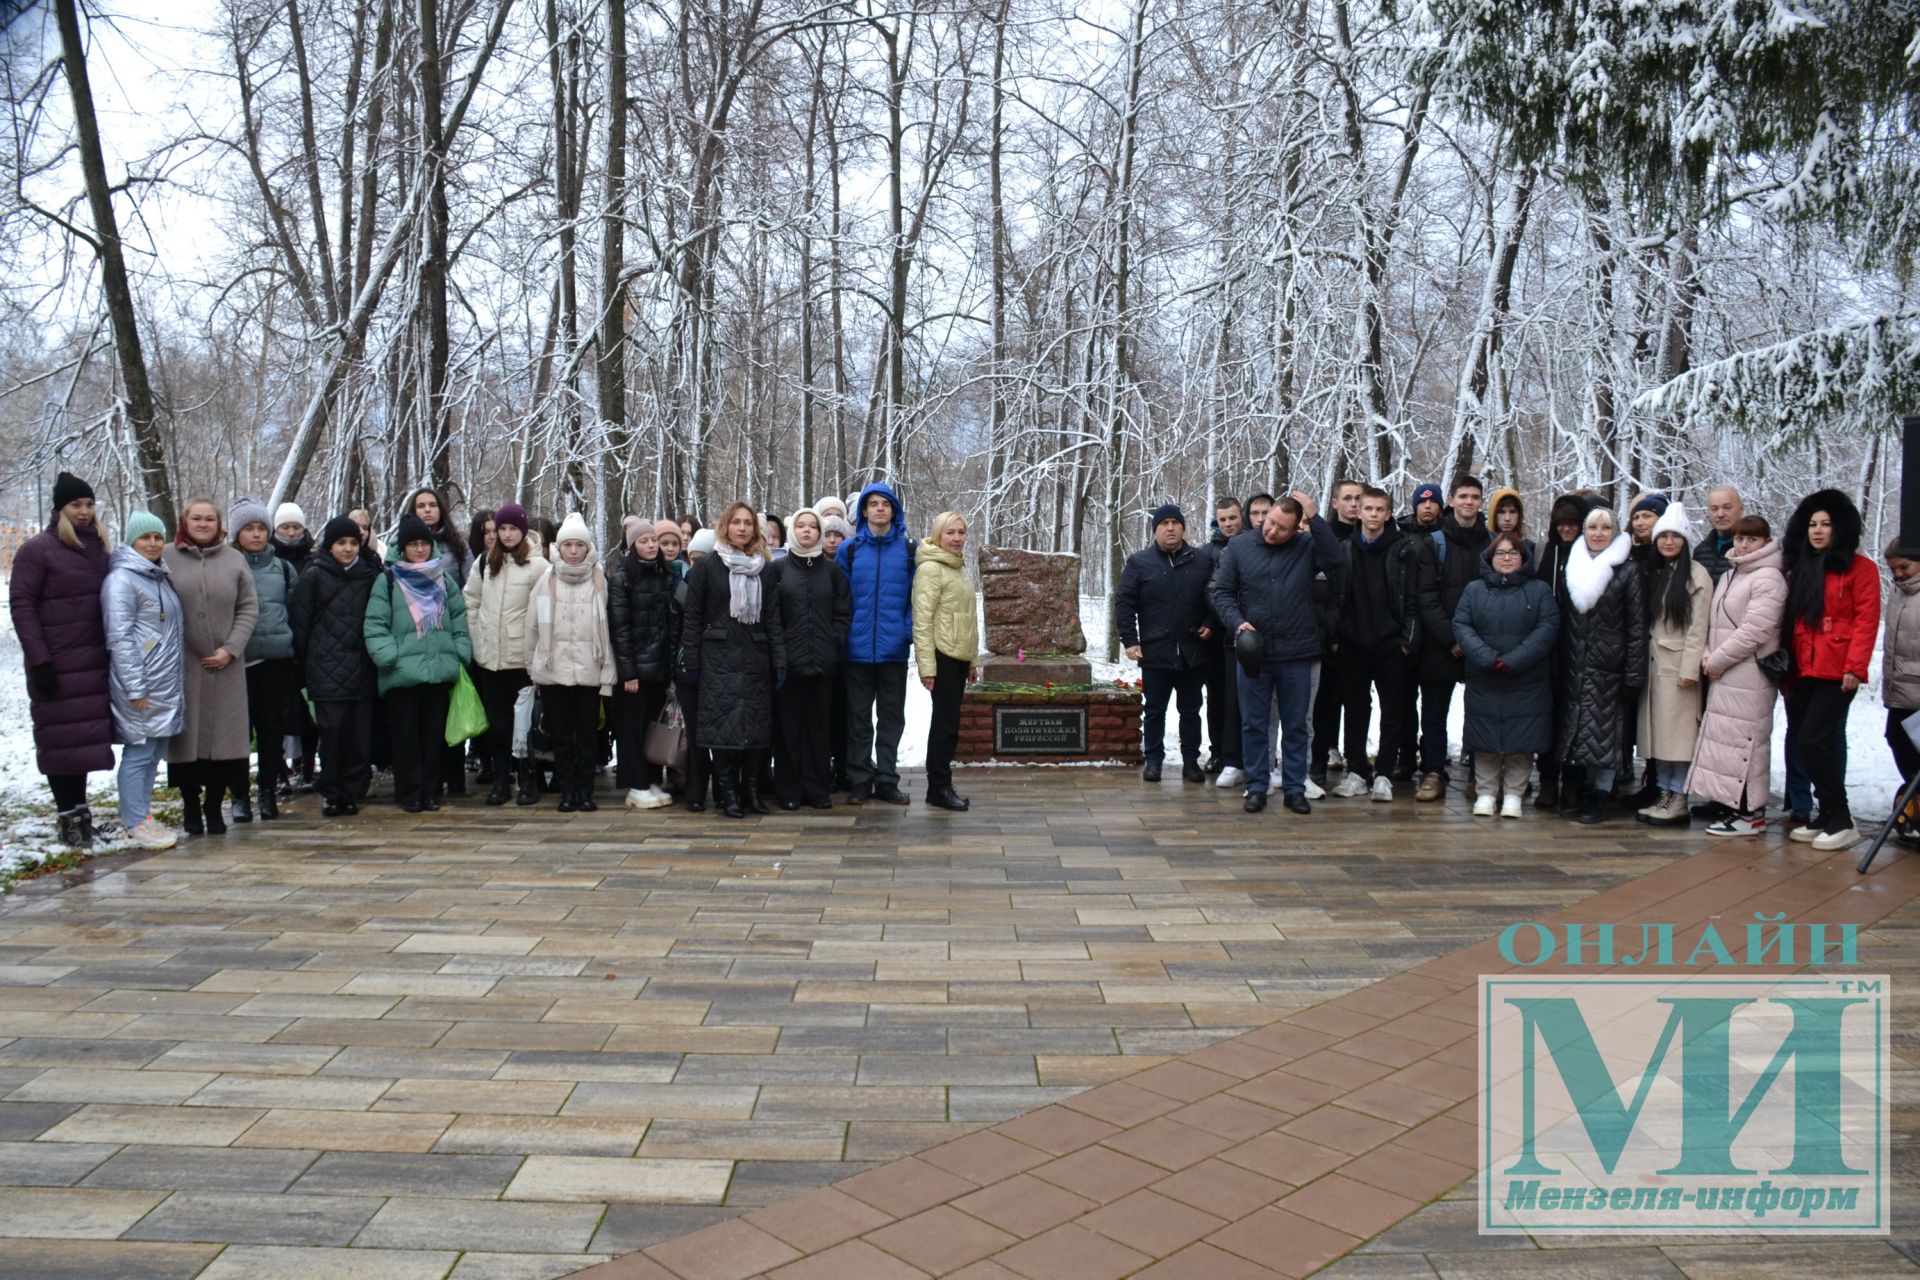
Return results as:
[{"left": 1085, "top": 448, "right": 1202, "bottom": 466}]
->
[
  {"left": 364, "top": 567, "right": 472, "bottom": 692},
  {"left": 241, "top": 546, "right": 299, "bottom": 662}
]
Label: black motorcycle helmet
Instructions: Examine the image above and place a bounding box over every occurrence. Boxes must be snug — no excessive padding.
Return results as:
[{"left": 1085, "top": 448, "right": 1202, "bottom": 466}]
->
[{"left": 1233, "top": 626, "right": 1264, "bottom": 677}]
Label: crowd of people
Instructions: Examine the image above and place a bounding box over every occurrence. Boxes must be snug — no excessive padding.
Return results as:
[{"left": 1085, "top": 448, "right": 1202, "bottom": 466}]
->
[
  {"left": 9, "top": 474, "right": 980, "bottom": 851},
  {"left": 1114, "top": 476, "right": 1916, "bottom": 851},
  {"left": 9, "top": 469, "right": 1914, "bottom": 859}
]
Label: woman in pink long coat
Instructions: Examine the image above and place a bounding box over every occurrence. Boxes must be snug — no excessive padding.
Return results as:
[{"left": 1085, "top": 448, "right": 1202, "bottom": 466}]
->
[{"left": 1686, "top": 515, "right": 1787, "bottom": 837}]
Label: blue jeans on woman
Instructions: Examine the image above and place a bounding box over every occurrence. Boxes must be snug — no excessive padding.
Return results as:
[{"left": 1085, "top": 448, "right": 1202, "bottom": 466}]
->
[{"left": 117, "top": 737, "right": 169, "bottom": 828}]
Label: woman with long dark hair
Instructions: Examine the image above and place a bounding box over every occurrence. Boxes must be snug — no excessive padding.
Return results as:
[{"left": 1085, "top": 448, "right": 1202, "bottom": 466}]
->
[
  {"left": 1634, "top": 504, "right": 1712, "bottom": 826},
  {"left": 394, "top": 486, "right": 471, "bottom": 586},
  {"left": 1781, "top": 489, "right": 1880, "bottom": 849},
  {"left": 681, "top": 502, "right": 785, "bottom": 818},
  {"left": 463, "top": 503, "right": 548, "bottom": 806},
  {"left": 609, "top": 518, "right": 680, "bottom": 808}
]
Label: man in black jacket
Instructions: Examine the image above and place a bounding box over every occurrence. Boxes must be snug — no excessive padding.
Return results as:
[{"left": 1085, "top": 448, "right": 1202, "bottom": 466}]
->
[
  {"left": 1310, "top": 479, "right": 1363, "bottom": 790},
  {"left": 1330, "top": 487, "right": 1421, "bottom": 802},
  {"left": 1208, "top": 493, "right": 1344, "bottom": 814},
  {"left": 1116, "top": 504, "right": 1214, "bottom": 783},
  {"left": 1411, "top": 475, "right": 1490, "bottom": 801},
  {"left": 1695, "top": 486, "right": 1744, "bottom": 582},
  {"left": 1203, "top": 497, "right": 1245, "bottom": 785}
]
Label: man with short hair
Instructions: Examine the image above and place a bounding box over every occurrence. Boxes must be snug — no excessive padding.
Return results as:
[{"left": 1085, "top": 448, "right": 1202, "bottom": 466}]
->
[
  {"left": 1204, "top": 498, "right": 1246, "bottom": 787},
  {"left": 1312, "top": 479, "right": 1364, "bottom": 788},
  {"left": 838, "top": 482, "right": 915, "bottom": 805},
  {"left": 1117, "top": 504, "right": 1213, "bottom": 783},
  {"left": 1411, "top": 474, "right": 1490, "bottom": 802},
  {"left": 1696, "top": 486, "right": 1744, "bottom": 582},
  {"left": 1330, "top": 487, "right": 1421, "bottom": 801},
  {"left": 1208, "top": 493, "right": 1344, "bottom": 815},
  {"left": 1245, "top": 492, "right": 1275, "bottom": 531}
]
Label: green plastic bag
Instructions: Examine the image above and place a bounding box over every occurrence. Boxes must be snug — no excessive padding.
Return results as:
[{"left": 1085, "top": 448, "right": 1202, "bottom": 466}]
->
[{"left": 445, "top": 666, "right": 489, "bottom": 746}]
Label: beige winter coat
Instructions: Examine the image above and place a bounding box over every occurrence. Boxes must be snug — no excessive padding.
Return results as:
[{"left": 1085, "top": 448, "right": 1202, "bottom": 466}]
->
[
  {"left": 464, "top": 551, "right": 549, "bottom": 671},
  {"left": 529, "top": 559, "right": 615, "bottom": 694},
  {"left": 1884, "top": 575, "right": 1920, "bottom": 710},
  {"left": 1685, "top": 539, "right": 1787, "bottom": 808},
  {"left": 1636, "top": 559, "right": 1712, "bottom": 761},
  {"left": 163, "top": 541, "right": 259, "bottom": 763}
]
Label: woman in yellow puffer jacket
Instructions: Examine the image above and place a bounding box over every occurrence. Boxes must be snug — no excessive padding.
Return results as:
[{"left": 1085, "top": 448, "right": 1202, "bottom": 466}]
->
[{"left": 913, "top": 511, "right": 980, "bottom": 811}]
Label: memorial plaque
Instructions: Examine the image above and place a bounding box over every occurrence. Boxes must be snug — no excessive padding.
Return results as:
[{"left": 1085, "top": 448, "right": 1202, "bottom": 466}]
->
[{"left": 993, "top": 706, "right": 1088, "bottom": 754}]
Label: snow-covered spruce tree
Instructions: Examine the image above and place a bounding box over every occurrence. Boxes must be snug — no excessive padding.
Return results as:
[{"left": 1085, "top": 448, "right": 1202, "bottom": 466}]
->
[{"left": 1411, "top": 0, "right": 1920, "bottom": 440}]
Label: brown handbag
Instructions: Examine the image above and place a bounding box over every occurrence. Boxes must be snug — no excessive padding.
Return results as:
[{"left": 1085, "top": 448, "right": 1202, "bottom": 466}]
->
[{"left": 644, "top": 694, "right": 689, "bottom": 771}]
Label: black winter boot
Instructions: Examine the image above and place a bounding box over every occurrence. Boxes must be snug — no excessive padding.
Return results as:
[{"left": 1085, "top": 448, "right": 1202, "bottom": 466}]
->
[
  {"left": 231, "top": 785, "right": 253, "bottom": 824},
  {"left": 205, "top": 785, "right": 228, "bottom": 835},
  {"left": 75, "top": 805, "right": 100, "bottom": 844},
  {"left": 740, "top": 765, "right": 769, "bottom": 815},
  {"left": 515, "top": 759, "right": 539, "bottom": 806},
  {"left": 715, "top": 758, "right": 745, "bottom": 819},
  {"left": 180, "top": 786, "right": 204, "bottom": 836},
  {"left": 487, "top": 754, "right": 512, "bottom": 806},
  {"left": 257, "top": 775, "right": 279, "bottom": 821}
]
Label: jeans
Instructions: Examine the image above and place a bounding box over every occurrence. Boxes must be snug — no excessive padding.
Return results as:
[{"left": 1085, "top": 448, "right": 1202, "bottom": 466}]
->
[
  {"left": 117, "top": 737, "right": 168, "bottom": 827},
  {"left": 1418, "top": 676, "right": 1455, "bottom": 776},
  {"left": 1589, "top": 766, "right": 1616, "bottom": 794},
  {"left": 1237, "top": 659, "right": 1314, "bottom": 797},
  {"left": 1653, "top": 759, "right": 1690, "bottom": 793},
  {"left": 1782, "top": 709, "right": 1845, "bottom": 815},
  {"left": 1141, "top": 666, "right": 1205, "bottom": 764},
  {"left": 844, "top": 661, "right": 908, "bottom": 790},
  {"left": 1786, "top": 677, "right": 1857, "bottom": 832}
]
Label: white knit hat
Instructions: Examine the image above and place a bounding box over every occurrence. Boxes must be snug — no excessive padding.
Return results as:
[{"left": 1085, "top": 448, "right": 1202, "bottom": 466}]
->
[
  {"left": 688, "top": 528, "right": 717, "bottom": 555},
  {"left": 1650, "top": 502, "right": 1697, "bottom": 545},
  {"left": 274, "top": 502, "right": 306, "bottom": 529},
  {"left": 556, "top": 511, "right": 592, "bottom": 547},
  {"left": 813, "top": 495, "right": 848, "bottom": 520}
]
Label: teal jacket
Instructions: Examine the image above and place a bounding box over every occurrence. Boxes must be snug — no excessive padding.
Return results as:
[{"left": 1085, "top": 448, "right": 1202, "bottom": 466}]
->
[
  {"left": 364, "top": 567, "right": 472, "bottom": 692},
  {"left": 240, "top": 547, "right": 298, "bottom": 662}
]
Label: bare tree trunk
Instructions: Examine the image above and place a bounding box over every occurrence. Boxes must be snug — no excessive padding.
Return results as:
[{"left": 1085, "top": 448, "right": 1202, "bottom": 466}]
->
[
  {"left": 598, "top": 0, "right": 629, "bottom": 543},
  {"left": 55, "top": 0, "right": 174, "bottom": 526}
]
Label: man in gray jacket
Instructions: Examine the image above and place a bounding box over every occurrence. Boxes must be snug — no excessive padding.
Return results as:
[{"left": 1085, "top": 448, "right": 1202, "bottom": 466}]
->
[{"left": 1208, "top": 492, "right": 1344, "bottom": 814}]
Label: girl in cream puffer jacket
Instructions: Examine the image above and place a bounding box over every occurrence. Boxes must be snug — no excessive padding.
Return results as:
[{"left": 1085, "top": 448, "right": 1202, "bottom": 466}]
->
[
  {"left": 529, "top": 513, "right": 615, "bottom": 812},
  {"left": 464, "top": 503, "right": 549, "bottom": 805}
]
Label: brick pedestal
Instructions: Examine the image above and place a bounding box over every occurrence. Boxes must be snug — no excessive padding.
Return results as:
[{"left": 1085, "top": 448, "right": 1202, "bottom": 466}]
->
[{"left": 956, "top": 685, "right": 1145, "bottom": 765}]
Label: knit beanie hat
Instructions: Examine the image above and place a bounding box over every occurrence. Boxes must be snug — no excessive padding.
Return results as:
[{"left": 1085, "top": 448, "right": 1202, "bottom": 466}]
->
[
  {"left": 1150, "top": 503, "right": 1186, "bottom": 529},
  {"left": 822, "top": 514, "right": 854, "bottom": 540},
  {"left": 688, "top": 528, "right": 717, "bottom": 555},
  {"left": 274, "top": 502, "right": 307, "bottom": 530},
  {"left": 494, "top": 502, "right": 530, "bottom": 536},
  {"left": 1628, "top": 492, "right": 1670, "bottom": 520},
  {"left": 813, "top": 495, "right": 848, "bottom": 521},
  {"left": 556, "top": 511, "right": 592, "bottom": 547},
  {"left": 123, "top": 510, "right": 166, "bottom": 542},
  {"left": 1411, "top": 482, "right": 1442, "bottom": 508},
  {"left": 394, "top": 513, "right": 435, "bottom": 552},
  {"left": 52, "top": 471, "right": 93, "bottom": 509},
  {"left": 1650, "top": 502, "right": 1697, "bottom": 545},
  {"left": 229, "top": 496, "right": 271, "bottom": 533},
  {"left": 321, "top": 514, "right": 362, "bottom": 552},
  {"left": 654, "top": 518, "right": 681, "bottom": 540},
  {"left": 621, "top": 515, "right": 647, "bottom": 548}
]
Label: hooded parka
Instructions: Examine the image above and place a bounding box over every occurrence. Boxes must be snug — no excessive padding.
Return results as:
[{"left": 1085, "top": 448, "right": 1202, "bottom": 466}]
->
[
  {"left": 837, "top": 482, "right": 915, "bottom": 664},
  {"left": 163, "top": 540, "right": 259, "bottom": 763},
  {"left": 101, "top": 544, "right": 186, "bottom": 745},
  {"left": 1453, "top": 552, "right": 1560, "bottom": 755},
  {"left": 1684, "top": 538, "right": 1787, "bottom": 808},
  {"left": 9, "top": 515, "right": 114, "bottom": 775}
]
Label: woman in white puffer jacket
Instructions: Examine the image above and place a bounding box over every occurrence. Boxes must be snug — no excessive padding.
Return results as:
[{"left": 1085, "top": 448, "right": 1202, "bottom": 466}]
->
[
  {"left": 529, "top": 512, "right": 615, "bottom": 813},
  {"left": 464, "top": 502, "right": 548, "bottom": 806}
]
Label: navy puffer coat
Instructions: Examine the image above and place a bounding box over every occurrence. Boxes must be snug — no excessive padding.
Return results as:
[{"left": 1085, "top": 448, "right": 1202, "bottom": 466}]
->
[
  {"left": 1453, "top": 557, "right": 1561, "bottom": 755},
  {"left": 837, "top": 482, "right": 915, "bottom": 664}
]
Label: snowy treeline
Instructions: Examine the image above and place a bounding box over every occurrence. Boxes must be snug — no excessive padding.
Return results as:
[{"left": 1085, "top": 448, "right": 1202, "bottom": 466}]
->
[{"left": 0, "top": 0, "right": 1912, "bottom": 585}]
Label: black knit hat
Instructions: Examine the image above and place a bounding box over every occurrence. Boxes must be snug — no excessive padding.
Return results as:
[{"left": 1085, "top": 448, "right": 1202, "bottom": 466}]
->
[
  {"left": 320, "top": 514, "right": 363, "bottom": 552},
  {"left": 52, "top": 471, "right": 93, "bottom": 509},
  {"left": 1150, "top": 503, "right": 1186, "bottom": 529},
  {"left": 394, "top": 513, "right": 435, "bottom": 552}
]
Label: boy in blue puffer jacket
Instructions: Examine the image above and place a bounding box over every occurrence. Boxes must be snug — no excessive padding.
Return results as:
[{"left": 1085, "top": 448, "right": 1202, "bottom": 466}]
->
[{"left": 837, "top": 482, "right": 915, "bottom": 803}]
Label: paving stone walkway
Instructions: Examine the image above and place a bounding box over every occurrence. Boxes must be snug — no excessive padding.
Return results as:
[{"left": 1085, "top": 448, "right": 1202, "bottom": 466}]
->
[{"left": 0, "top": 769, "right": 1910, "bottom": 1278}]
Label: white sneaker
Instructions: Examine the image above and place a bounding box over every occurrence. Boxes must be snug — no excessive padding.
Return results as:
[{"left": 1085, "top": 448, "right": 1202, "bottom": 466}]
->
[
  {"left": 1215, "top": 767, "right": 1247, "bottom": 789},
  {"left": 1330, "top": 774, "right": 1367, "bottom": 799},
  {"left": 1811, "top": 827, "right": 1860, "bottom": 851},
  {"left": 130, "top": 819, "right": 177, "bottom": 850},
  {"left": 1371, "top": 775, "right": 1393, "bottom": 803},
  {"left": 1788, "top": 824, "right": 1820, "bottom": 843},
  {"left": 1500, "top": 795, "right": 1523, "bottom": 820},
  {"left": 639, "top": 785, "right": 675, "bottom": 809},
  {"left": 1705, "top": 814, "right": 1765, "bottom": 838},
  {"left": 1302, "top": 776, "right": 1326, "bottom": 800},
  {"left": 1328, "top": 749, "right": 1346, "bottom": 773},
  {"left": 1472, "top": 794, "right": 1496, "bottom": 818},
  {"left": 624, "top": 788, "right": 650, "bottom": 809}
]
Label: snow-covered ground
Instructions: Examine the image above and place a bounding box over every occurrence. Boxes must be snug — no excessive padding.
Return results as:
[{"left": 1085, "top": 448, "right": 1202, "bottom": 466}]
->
[{"left": 0, "top": 589, "right": 1904, "bottom": 889}]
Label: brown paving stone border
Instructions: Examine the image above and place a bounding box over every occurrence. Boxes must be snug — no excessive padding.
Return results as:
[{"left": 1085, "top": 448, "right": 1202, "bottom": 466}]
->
[{"left": 568, "top": 843, "right": 1920, "bottom": 1279}]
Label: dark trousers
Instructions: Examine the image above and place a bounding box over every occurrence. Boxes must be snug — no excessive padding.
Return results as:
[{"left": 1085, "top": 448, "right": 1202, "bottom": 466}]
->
[
  {"left": 1142, "top": 665, "right": 1205, "bottom": 764},
  {"left": 1204, "top": 640, "right": 1242, "bottom": 767},
  {"left": 46, "top": 774, "right": 87, "bottom": 810},
  {"left": 1395, "top": 674, "right": 1419, "bottom": 777},
  {"left": 1339, "top": 647, "right": 1411, "bottom": 781},
  {"left": 246, "top": 658, "right": 296, "bottom": 791},
  {"left": 388, "top": 682, "right": 451, "bottom": 808},
  {"left": 1418, "top": 676, "right": 1456, "bottom": 776},
  {"left": 845, "top": 661, "right": 908, "bottom": 790},
  {"left": 675, "top": 675, "right": 711, "bottom": 803},
  {"left": 777, "top": 674, "right": 835, "bottom": 805},
  {"left": 1786, "top": 677, "right": 1856, "bottom": 832},
  {"left": 313, "top": 698, "right": 373, "bottom": 805},
  {"left": 477, "top": 666, "right": 530, "bottom": 768},
  {"left": 1311, "top": 652, "right": 1346, "bottom": 777},
  {"left": 542, "top": 685, "right": 601, "bottom": 797},
  {"left": 926, "top": 653, "right": 969, "bottom": 791},
  {"left": 830, "top": 667, "right": 850, "bottom": 786},
  {"left": 1888, "top": 707, "right": 1920, "bottom": 783},
  {"left": 614, "top": 681, "right": 669, "bottom": 789}
]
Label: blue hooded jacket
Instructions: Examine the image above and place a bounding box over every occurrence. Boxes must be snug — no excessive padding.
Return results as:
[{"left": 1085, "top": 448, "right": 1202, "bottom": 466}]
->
[{"left": 837, "top": 481, "right": 916, "bottom": 663}]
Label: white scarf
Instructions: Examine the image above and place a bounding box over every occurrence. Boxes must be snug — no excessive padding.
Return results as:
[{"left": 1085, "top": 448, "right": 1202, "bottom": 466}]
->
[
  {"left": 1566, "top": 533, "right": 1631, "bottom": 614},
  {"left": 717, "top": 548, "right": 767, "bottom": 623},
  {"left": 786, "top": 538, "right": 825, "bottom": 562}
]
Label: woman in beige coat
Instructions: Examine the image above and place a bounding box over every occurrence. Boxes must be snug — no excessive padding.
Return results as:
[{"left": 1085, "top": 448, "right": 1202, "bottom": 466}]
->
[
  {"left": 528, "top": 512, "right": 614, "bottom": 812},
  {"left": 163, "top": 499, "right": 259, "bottom": 836},
  {"left": 1636, "top": 504, "right": 1713, "bottom": 825},
  {"left": 1686, "top": 516, "right": 1787, "bottom": 837},
  {"left": 464, "top": 502, "right": 549, "bottom": 806}
]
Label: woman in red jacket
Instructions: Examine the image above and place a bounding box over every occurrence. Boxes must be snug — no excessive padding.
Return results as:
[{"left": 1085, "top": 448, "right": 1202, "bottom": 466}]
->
[{"left": 1782, "top": 489, "right": 1880, "bottom": 850}]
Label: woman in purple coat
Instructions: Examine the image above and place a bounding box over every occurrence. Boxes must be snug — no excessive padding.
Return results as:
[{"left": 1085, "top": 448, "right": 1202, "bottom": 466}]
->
[{"left": 7, "top": 472, "right": 115, "bottom": 847}]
